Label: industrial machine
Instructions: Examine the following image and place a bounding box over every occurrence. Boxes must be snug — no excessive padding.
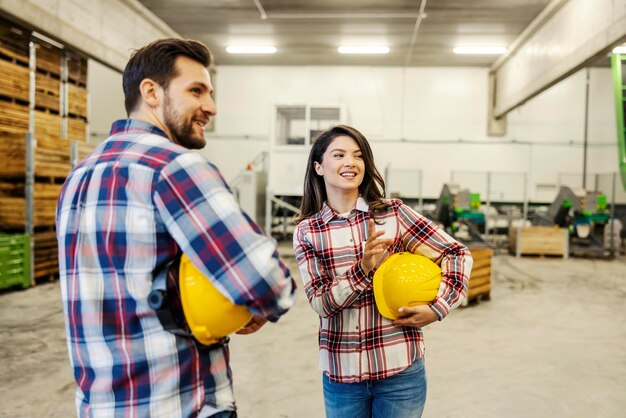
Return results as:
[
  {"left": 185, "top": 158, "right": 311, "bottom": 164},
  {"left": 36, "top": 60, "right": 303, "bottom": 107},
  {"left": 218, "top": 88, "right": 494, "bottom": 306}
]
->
[
  {"left": 533, "top": 186, "right": 615, "bottom": 258},
  {"left": 430, "top": 183, "right": 486, "bottom": 244}
]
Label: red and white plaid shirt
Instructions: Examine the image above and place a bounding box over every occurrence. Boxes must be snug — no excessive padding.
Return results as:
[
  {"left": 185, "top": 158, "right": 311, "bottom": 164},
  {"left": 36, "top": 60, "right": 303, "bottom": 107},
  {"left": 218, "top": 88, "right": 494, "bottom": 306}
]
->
[{"left": 293, "top": 197, "right": 472, "bottom": 383}]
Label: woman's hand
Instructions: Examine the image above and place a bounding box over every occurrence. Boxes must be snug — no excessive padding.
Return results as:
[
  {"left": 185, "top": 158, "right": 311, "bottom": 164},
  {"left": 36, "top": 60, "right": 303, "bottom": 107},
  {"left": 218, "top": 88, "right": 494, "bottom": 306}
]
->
[
  {"left": 393, "top": 305, "right": 439, "bottom": 328},
  {"left": 360, "top": 219, "right": 394, "bottom": 274},
  {"left": 235, "top": 315, "right": 268, "bottom": 335}
]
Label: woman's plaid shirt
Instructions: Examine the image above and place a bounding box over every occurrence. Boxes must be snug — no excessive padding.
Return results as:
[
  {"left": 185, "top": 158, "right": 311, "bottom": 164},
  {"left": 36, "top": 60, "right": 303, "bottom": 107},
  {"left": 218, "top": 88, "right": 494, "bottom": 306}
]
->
[{"left": 293, "top": 197, "right": 472, "bottom": 383}]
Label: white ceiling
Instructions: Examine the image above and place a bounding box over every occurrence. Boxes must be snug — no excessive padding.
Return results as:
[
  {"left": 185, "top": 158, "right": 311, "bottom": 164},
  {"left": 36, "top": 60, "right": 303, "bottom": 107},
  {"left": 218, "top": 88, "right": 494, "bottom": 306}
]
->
[{"left": 136, "top": 0, "right": 554, "bottom": 67}]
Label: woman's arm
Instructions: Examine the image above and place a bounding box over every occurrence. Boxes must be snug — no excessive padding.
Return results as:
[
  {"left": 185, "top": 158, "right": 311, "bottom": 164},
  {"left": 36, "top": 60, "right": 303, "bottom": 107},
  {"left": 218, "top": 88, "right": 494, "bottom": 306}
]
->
[
  {"left": 293, "top": 220, "right": 391, "bottom": 318},
  {"left": 397, "top": 203, "right": 473, "bottom": 320}
]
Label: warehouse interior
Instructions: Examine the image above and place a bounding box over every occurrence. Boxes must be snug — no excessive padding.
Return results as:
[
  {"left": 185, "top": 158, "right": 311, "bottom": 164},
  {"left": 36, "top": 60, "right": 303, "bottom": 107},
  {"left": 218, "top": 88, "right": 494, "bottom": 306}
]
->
[{"left": 0, "top": 0, "right": 625, "bottom": 417}]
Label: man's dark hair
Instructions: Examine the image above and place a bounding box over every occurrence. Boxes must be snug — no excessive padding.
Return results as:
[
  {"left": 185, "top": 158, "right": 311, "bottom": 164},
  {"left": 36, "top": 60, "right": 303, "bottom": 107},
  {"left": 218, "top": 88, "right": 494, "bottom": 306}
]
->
[{"left": 122, "top": 38, "right": 212, "bottom": 115}]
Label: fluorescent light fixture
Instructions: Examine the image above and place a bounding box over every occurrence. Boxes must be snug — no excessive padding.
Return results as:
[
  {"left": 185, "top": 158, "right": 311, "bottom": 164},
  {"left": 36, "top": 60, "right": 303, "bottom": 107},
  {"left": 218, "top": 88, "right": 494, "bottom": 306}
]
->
[
  {"left": 226, "top": 45, "right": 277, "bottom": 54},
  {"left": 613, "top": 45, "right": 626, "bottom": 54},
  {"left": 338, "top": 45, "right": 390, "bottom": 54},
  {"left": 453, "top": 45, "right": 507, "bottom": 55}
]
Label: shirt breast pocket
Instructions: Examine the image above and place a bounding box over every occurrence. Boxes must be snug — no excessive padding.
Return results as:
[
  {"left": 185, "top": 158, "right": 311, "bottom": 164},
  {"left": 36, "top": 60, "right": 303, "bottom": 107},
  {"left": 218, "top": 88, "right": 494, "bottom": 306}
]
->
[{"left": 329, "top": 225, "right": 359, "bottom": 250}]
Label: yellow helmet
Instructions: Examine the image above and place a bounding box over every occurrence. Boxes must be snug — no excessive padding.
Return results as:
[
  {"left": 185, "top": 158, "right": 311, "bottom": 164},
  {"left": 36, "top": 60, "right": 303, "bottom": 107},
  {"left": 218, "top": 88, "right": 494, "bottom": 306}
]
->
[
  {"left": 149, "top": 254, "right": 252, "bottom": 346},
  {"left": 373, "top": 252, "right": 442, "bottom": 320}
]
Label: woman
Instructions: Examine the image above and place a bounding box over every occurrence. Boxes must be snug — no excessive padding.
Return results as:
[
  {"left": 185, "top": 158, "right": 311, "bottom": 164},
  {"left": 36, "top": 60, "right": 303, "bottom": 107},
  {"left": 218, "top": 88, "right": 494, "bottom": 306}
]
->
[{"left": 293, "top": 125, "right": 472, "bottom": 418}]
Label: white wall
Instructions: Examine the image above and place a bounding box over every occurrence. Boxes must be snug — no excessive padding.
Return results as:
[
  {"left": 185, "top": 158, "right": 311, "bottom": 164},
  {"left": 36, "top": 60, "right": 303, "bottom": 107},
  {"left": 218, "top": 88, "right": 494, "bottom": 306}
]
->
[
  {"left": 208, "top": 66, "right": 490, "bottom": 142},
  {"left": 87, "top": 59, "right": 125, "bottom": 143},
  {"left": 203, "top": 65, "right": 620, "bottom": 203},
  {"left": 86, "top": 61, "right": 620, "bottom": 203}
]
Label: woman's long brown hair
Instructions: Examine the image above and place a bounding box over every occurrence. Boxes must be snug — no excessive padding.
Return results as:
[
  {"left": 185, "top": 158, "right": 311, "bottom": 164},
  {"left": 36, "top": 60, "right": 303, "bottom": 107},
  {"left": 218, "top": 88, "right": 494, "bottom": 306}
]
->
[{"left": 294, "top": 125, "right": 388, "bottom": 224}]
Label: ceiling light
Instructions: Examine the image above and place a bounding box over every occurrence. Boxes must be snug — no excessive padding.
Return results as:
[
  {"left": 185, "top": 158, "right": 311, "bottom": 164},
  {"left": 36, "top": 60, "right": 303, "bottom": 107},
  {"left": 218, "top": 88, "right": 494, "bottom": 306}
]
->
[
  {"left": 613, "top": 45, "right": 626, "bottom": 54},
  {"left": 338, "top": 45, "right": 390, "bottom": 54},
  {"left": 226, "top": 45, "right": 277, "bottom": 54},
  {"left": 453, "top": 46, "right": 507, "bottom": 55}
]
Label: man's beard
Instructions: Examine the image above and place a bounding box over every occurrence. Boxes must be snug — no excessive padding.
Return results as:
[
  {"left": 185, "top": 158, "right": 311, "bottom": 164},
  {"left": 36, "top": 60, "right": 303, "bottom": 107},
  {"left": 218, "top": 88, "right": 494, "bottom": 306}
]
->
[{"left": 163, "top": 96, "right": 205, "bottom": 150}]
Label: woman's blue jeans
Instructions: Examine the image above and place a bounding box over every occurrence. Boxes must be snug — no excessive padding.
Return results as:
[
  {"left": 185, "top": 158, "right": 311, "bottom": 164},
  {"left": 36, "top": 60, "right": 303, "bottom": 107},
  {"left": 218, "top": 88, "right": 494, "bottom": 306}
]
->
[{"left": 322, "top": 357, "right": 427, "bottom": 418}]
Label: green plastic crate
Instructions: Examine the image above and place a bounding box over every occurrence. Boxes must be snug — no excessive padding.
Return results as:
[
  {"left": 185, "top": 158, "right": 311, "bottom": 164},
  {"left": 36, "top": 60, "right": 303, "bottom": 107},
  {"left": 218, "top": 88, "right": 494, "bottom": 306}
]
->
[{"left": 0, "top": 234, "right": 31, "bottom": 290}]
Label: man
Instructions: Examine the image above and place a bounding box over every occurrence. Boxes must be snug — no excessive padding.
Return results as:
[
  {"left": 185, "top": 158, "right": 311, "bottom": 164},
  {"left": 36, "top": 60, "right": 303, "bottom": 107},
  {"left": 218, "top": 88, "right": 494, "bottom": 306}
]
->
[{"left": 56, "top": 38, "right": 297, "bottom": 417}]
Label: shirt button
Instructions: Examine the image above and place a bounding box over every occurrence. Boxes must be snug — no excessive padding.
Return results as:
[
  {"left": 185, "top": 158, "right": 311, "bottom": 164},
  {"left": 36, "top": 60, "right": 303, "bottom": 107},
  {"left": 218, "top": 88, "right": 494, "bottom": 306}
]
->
[
  {"left": 355, "top": 325, "right": 359, "bottom": 330},
  {"left": 349, "top": 239, "right": 353, "bottom": 242}
]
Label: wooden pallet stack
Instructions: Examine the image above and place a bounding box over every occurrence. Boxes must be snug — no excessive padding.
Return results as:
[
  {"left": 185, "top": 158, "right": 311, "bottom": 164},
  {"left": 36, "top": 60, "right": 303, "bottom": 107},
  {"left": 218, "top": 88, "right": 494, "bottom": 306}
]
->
[
  {"left": 0, "top": 16, "right": 90, "bottom": 286},
  {"left": 66, "top": 51, "right": 88, "bottom": 142},
  {"left": 0, "top": 18, "right": 30, "bottom": 149},
  {"left": 508, "top": 226, "right": 569, "bottom": 258},
  {"left": 34, "top": 40, "right": 65, "bottom": 282},
  {"left": 0, "top": 19, "right": 31, "bottom": 220},
  {"left": 0, "top": 18, "right": 32, "bottom": 288},
  {"left": 464, "top": 246, "right": 492, "bottom": 305},
  {"left": 74, "top": 140, "right": 97, "bottom": 163}
]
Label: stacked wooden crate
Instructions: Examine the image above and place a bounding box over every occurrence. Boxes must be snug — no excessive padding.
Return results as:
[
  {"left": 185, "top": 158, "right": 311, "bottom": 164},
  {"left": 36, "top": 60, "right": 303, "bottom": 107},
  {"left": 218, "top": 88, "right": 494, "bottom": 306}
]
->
[
  {"left": 34, "top": 40, "right": 66, "bottom": 282},
  {"left": 0, "top": 16, "right": 90, "bottom": 285},
  {"left": 508, "top": 226, "right": 569, "bottom": 258},
  {"left": 0, "top": 22, "right": 31, "bottom": 211},
  {"left": 67, "top": 51, "right": 88, "bottom": 142},
  {"left": 0, "top": 19, "right": 30, "bottom": 143},
  {"left": 74, "top": 140, "right": 97, "bottom": 163},
  {"left": 464, "top": 246, "right": 492, "bottom": 305},
  {"left": 0, "top": 18, "right": 32, "bottom": 287},
  {"left": 33, "top": 230, "right": 59, "bottom": 282}
]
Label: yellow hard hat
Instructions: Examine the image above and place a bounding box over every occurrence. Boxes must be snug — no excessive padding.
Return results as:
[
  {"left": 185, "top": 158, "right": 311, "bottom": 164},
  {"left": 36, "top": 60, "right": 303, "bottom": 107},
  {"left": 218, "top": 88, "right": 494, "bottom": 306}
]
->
[
  {"left": 178, "top": 254, "right": 253, "bottom": 346},
  {"left": 373, "top": 252, "right": 442, "bottom": 320},
  {"left": 149, "top": 254, "right": 252, "bottom": 346}
]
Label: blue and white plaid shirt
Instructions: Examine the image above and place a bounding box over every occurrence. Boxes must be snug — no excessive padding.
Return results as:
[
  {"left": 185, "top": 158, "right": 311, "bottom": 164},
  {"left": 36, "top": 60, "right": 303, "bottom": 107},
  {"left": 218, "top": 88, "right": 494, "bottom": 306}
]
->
[{"left": 56, "top": 119, "right": 297, "bottom": 417}]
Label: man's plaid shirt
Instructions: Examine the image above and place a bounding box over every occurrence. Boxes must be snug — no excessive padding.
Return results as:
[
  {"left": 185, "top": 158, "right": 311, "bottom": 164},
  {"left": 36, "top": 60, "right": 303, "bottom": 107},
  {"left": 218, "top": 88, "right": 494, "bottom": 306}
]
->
[{"left": 56, "top": 119, "right": 296, "bottom": 417}]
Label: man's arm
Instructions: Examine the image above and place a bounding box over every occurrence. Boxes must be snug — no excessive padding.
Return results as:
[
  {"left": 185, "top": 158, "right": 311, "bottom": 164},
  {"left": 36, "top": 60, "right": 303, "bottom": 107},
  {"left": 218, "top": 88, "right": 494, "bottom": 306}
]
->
[{"left": 154, "top": 152, "right": 297, "bottom": 321}]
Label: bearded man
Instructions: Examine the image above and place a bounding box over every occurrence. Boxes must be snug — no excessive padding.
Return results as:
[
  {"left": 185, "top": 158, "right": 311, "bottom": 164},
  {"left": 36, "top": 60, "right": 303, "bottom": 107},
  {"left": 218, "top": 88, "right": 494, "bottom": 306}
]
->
[{"left": 56, "top": 38, "right": 297, "bottom": 418}]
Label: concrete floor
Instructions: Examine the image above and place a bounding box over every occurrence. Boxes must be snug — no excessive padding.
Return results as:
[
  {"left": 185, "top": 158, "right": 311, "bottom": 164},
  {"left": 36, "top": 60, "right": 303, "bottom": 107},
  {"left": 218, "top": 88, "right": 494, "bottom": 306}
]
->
[{"left": 1, "top": 247, "right": 625, "bottom": 418}]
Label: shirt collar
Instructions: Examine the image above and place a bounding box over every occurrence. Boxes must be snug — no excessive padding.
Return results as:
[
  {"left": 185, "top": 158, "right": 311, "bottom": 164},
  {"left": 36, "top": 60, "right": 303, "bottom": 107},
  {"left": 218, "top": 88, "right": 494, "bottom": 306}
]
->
[
  {"left": 320, "top": 196, "right": 370, "bottom": 224},
  {"left": 109, "top": 119, "right": 170, "bottom": 140}
]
